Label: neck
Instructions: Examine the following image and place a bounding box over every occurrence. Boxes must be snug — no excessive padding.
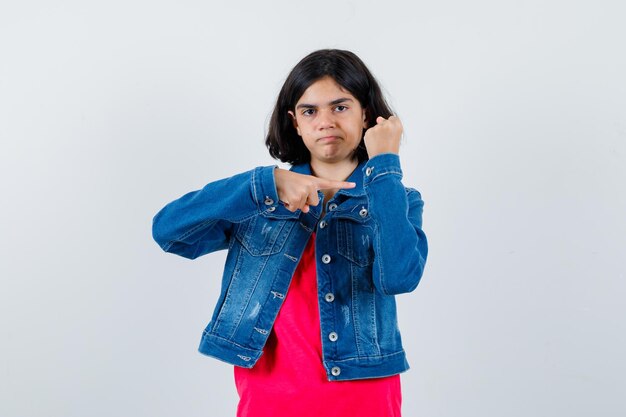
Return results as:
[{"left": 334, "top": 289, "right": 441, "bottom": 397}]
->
[
  {"left": 310, "top": 157, "right": 359, "bottom": 183},
  {"left": 310, "top": 157, "right": 359, "bottom": 210}
]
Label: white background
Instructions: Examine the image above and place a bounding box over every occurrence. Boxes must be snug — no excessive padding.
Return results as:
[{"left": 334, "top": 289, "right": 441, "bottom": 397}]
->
[{"left": 1, "top": 1, "right": 625, "bottom": 416}]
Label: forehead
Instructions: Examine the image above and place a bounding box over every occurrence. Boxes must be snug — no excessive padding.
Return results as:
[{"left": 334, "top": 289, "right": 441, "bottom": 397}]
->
[{"left": 296, "top": 76, "right": 356, "bottom": 104}]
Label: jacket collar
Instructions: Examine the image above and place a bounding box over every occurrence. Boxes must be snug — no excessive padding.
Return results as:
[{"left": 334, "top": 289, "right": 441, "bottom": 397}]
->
[{"left": 289, "top": 159, "right": 367, "bottom": 198}]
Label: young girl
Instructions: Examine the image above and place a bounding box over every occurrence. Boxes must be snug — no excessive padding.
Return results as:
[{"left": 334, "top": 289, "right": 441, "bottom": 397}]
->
[{"left": 152, "top": 49, "right": 428, "bottom": 417}]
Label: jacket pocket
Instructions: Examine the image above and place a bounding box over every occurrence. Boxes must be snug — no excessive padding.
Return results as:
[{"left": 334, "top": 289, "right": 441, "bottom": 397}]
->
[
  {"left": 235, "top": 215, "right": 294, "bottom": 256},
  {"left": 336, "top": 219, "right": 375, "bottom": 267}
]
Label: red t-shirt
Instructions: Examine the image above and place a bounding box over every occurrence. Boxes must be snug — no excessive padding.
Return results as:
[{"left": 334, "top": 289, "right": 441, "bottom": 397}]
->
[{"left": 234, "top": 232, "right": 402, "bottom": 417}]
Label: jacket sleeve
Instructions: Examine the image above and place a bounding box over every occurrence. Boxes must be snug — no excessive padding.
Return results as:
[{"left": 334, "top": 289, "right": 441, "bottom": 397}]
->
[
  {"left": 363, "top": 153, "right": 429, "bottom": 295},
  {"left": 151, "top": 165, "right": 280, "bottom": 259}
]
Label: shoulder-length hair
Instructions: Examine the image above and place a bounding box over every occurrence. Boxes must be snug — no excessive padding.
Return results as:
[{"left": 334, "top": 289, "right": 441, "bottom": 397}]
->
[{"left": 265, "top": 49, "right": 395, "bottom": 165}]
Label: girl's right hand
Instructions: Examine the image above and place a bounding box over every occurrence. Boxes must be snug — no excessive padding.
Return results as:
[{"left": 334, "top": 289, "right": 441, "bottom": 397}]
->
[{"left": 273, "top": 168, "right": 356, "bottom": 213}]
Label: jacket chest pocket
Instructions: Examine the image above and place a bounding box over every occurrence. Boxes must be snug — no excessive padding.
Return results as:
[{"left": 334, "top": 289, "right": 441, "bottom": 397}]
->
[
  {"left": 335, "top": 205, "right": 375, "bottom": 267},
  {"left": 235, "top": 216, "right": 294, "bottom": 256}
]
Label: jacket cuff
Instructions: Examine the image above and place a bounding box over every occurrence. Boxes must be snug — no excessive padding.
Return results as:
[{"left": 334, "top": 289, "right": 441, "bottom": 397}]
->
[
  {"left": 362, "top": 153, "right": 402, "bottom": 185},
  {"left": 252, "top": 165, "right": 280, "bottom": 211}
]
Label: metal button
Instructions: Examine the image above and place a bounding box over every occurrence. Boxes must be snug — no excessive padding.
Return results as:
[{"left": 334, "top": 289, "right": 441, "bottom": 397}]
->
[
  {"left": 267, "top": 206, "right": 276, "bottom": 212},
  {"left": 264, "top": 197, "right": 274, "bottom": 205},
  {"left": 324, "top": 293, "right": 335, "bottom": 302},
  {"left": 328, "top": 203, "right": 338, "bottom": 211},
  {"left": 365, "top": 167, "right": 373, "bottom": 176},
  {"left": 321, "top": 254, "right": 331, "bottom": 264},
  {"left": 331, "top": 366, "right": 341, "bottom": 376},
  {"left": 359, "top": 207, "right": 368, "bottom": 217},
  {"left": 328, "top": 332, "right": 338, "bottom": 342},
  {"left": 319, "top": 220, "right": 327, "bottom": 229}
]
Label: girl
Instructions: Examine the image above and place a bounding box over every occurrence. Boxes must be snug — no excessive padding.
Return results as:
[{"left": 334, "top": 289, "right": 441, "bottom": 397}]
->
[{"left": 152, "top": 49, "right": 428, "bottom": 417}]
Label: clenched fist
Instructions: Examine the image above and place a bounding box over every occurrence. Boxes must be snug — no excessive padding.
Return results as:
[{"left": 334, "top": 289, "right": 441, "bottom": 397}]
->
[{"left": 363, "top": 115, "right": 403, "bottom": 158}]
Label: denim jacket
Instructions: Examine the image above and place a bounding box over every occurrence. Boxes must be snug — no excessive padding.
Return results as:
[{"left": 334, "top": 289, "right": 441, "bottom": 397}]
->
[{"left": 152, "top": 153, "right": 428, "bottom": 381}]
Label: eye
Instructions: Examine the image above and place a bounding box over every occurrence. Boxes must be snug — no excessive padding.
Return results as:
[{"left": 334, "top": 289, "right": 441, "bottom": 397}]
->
[
  {"left": 302, "top": 109, "right": 315, "bottom": 116},
  {"left": 335, "top": 105, "right": 348, "bottom": 112}
]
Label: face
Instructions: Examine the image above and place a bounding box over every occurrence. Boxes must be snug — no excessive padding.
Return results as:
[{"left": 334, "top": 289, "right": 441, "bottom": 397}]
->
[{"left": 288, "top": 76, "right": 367, "bottom": 166}]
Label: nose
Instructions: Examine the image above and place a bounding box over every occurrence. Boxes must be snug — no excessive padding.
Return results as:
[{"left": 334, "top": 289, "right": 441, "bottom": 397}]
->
[{"left": 317, "top": 109, "right": 336, "bottom": 129}]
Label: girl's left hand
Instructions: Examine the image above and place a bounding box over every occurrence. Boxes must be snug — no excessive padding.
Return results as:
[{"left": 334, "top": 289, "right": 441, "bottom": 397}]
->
[{"left": 363, "top": 115, "right": 403, "bottom": 158}]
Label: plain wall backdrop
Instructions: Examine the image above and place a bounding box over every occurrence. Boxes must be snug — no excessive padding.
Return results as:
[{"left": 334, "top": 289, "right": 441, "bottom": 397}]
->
[{"left": 1, "top": 1, "right": 625, "bottom": 416}]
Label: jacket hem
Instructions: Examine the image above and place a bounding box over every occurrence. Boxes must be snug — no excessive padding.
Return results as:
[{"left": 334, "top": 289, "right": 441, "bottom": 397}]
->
[
  {"left": 198, "top": 331, "right": 410, "bottom": 381},
  {"left": 198, "top": 331, "right": 263, "bottom": 368},
  {"left": 323, "top": 350, "right": 410, "bottom": 381}
]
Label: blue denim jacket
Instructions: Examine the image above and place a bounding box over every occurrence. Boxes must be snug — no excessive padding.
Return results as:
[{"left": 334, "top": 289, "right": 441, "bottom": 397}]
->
[{"left": 152, "top": 153, "right": 428, "bottom": 381}]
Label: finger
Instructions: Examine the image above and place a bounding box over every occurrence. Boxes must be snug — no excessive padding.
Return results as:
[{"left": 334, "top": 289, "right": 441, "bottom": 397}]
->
[
  {"left": 283, "top": 201, "right": 296, "bottom": 212},
  {"left": 283, "top": 197, "right": 301, "bottom": 213},
  {"left": 316, "top": 179, "right": 356, "bottom": 190},
  {"left": 293, "top": 193, "right": 309, "bottom": 213},
  {"left": 307, "top": 188, "right": 320, "bottom": 207},
  {"left": 389, "top": 115, "right": 401, "bottom": 125},
  {"left": 284, "top": 202, "right": 298, "bottom": 213}
]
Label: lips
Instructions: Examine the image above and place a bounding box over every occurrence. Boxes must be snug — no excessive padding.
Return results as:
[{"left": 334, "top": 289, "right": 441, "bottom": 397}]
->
[{"left": 319, "top": 135, "right": 340, "bottom": 141}]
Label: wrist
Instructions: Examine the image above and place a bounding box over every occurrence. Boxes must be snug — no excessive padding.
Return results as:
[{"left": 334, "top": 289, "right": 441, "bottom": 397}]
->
[{"left": 367, "top": 149, "right": 399, "bottom": 158}]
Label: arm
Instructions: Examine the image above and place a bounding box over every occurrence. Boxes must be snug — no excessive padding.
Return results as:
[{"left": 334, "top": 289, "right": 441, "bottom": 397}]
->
[
  {"left": 151, "top": 165, "right": 280, "bottom": 259},
  {"left": 363, "top": 153, "right": 428, "bottom": 295}
]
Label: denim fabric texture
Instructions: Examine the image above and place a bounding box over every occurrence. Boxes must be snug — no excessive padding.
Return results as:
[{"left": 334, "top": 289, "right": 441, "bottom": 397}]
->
[{"left": 152, "top": 152, "right": 428, "bottom": 381}]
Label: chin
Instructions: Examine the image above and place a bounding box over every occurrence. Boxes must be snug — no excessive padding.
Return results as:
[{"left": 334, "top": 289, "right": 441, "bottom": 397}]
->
[{"left": 320, "top": 153, "right": 350, "bottom": 163}]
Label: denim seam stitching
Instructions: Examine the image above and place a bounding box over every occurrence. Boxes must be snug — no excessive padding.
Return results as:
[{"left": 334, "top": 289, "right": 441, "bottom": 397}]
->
[
  {"left": 202, "top": 332, "right": 263, "bottom": 353},
  {"left": 214, "top": 245, "right": 246, "bottom": 332},
  {"left": 350, "top": 262, "right": 364, "bottom": 356},
  {"left": 369, "top": 285, "right": 381, "bottom": 356},
  {"left": 227, "top": 250, "right": 273, "bottom": 339},
  {"left": 369, "top": 169, "right": 402, "bottom": 182},
  {"left": 369, "top": 190, "right": 388, "bottom": 294},
  {"left": 163, "top": 218, "right": 216, "bottom": 251},
  {"left": 330, "top": 349, "right": 406, "bottom": 362},
  {"left": 251, "top": 167, "right": 260, "bottom": 207}
]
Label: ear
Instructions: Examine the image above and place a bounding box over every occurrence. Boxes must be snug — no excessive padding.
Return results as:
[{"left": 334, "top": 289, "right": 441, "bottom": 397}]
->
[
  {"left": 287, "top": 110, "right": 301, "bottom": 136},
  {"left": 362, "top": 108, "right": 368, "bottom": 129}
]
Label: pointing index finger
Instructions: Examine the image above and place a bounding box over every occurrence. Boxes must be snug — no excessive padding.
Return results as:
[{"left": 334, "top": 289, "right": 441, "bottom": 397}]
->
[{"left": 315, "top": 178, "right": 356, "bottom": 191}]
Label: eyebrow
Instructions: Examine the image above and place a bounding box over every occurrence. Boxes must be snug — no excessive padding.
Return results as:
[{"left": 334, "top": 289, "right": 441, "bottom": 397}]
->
[{"left": 295, "top": 97, "right": 354, "bottom": 110}]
